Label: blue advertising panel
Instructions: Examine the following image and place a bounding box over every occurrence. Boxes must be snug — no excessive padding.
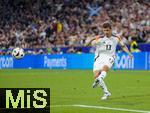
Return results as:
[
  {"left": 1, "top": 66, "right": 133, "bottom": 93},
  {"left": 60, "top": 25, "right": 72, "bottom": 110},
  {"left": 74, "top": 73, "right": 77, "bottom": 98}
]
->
[
  {"left": 114, "top": 52, "right": 147, "bottom": 70},
  {"left": 0, "top": 52, "right": 149, "bottom": 70},
  {"left": 0, "top": 55, "right": 13, "bottom": 69},
  {"left": 42, "top": 54, "right": 93, "bottom": 69}
]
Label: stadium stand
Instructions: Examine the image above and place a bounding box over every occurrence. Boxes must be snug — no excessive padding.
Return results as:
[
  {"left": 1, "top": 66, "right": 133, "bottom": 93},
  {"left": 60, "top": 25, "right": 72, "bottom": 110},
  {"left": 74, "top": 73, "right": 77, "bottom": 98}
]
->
[{"left": 0, "top": 0, "right": 149, "bottom": 54}]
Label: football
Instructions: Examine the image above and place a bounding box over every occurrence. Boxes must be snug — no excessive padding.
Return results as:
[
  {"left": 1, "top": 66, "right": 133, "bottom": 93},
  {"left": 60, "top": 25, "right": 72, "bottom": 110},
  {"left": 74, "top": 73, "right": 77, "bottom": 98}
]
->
[{"left": 12, "top": 47, "right": 25, "bottom": 59}]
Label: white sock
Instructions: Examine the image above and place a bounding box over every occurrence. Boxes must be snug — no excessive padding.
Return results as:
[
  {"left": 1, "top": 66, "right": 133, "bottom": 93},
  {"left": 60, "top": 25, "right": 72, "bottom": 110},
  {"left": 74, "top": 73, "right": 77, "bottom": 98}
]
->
[
  {"left": 98, "top": 78, "right": 108, "bottom": 93},
  {"left": 97, "top": 71, "right": 108, "bottom": 93},
  {"left": 98, "top": 71, "right": 106, "bottom": 79}
]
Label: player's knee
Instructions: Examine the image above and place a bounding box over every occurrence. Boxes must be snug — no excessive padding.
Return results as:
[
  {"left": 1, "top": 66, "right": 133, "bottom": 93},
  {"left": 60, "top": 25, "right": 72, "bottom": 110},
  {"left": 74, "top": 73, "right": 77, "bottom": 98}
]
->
[{"left": 102, "top": 65, "right": 109, "bottom": 72}]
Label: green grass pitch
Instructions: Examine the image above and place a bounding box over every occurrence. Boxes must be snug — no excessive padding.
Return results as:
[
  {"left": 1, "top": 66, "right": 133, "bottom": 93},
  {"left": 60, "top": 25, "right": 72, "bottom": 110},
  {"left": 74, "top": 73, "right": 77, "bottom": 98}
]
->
[{"left": 0, "top": 69, "right": 150, "bottom": 113}]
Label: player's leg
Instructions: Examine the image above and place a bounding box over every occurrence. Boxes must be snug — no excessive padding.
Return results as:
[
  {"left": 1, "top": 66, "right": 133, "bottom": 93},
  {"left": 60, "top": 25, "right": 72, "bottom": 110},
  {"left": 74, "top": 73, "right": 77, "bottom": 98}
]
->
[
  {"left": 93, "top": 65, "right": 109, "bottom": 92},
  {"left": 92, "top": 65, "right": 111, "bottom": 100},
  {"left": 93, "top": 55, "right": 114, "bottom": 100},
  {"left": 96, "top": 65, "right": 111, "bottom": 100},
  {"left": 92, "top": 55, "right": 112, "bottom": 89}
]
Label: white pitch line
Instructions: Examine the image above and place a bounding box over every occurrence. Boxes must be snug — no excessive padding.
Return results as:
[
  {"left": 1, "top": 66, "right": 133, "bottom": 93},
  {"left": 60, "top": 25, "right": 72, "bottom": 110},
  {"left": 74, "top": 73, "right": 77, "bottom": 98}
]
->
[{"left": 51, "top": 104, "right": 150, "bottom": 113}]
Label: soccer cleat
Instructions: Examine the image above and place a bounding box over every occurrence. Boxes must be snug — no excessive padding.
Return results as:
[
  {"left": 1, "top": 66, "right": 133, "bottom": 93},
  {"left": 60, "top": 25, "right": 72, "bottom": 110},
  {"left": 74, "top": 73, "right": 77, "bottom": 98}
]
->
[
  {"left": 101, "top": 92, "right": 111, "bottom": 100},
  {"left": 92, "top": 79, "right": 99, "bottom": 88}
]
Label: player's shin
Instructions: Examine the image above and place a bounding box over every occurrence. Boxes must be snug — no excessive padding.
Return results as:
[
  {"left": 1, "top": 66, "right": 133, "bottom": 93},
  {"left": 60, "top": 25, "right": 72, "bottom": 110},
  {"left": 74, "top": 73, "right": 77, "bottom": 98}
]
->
[
  {"left": 98, "top": 77, "right": 109, "bottom": 93},
  {"left": 97, "top": 71, "right": 109, "bottom": 93}
]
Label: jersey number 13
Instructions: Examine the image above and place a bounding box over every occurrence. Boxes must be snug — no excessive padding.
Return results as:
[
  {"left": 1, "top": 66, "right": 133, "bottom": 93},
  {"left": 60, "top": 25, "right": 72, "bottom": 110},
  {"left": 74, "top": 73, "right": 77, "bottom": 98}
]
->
[{"left": 106, "top": 45, "right": 111, "bottom": 50}]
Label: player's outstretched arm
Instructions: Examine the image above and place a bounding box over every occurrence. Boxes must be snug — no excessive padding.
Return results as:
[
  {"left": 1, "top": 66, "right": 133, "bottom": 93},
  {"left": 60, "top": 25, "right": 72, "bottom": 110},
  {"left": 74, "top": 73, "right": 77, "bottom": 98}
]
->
[
  {"left": 118, "top": 37, "right": 133, "bottom": 58},
  {"left": 85, "top": 36, "right": 100, "bottom": 46},
  {"left": 85, "top": 37, "right": 96, "bottom": 46},
  {"left": 122, "top": 45, "right": 133, "bottom": 58}
]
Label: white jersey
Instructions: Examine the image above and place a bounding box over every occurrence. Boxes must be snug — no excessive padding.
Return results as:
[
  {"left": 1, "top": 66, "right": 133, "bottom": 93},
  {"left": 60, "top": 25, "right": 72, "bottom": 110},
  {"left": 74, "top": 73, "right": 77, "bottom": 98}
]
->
[
  {"left": 94, "top": 35, "right": 119, "bottom": 59},
  {"left": 93, "top": 35, "right": 125, "bottom": 71}
]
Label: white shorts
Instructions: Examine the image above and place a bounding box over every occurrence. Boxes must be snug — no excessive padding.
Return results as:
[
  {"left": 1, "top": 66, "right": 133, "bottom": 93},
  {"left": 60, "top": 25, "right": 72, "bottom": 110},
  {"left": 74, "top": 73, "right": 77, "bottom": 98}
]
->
[{"left": 93, "top": 54, "right": 115, "bottom": 71}]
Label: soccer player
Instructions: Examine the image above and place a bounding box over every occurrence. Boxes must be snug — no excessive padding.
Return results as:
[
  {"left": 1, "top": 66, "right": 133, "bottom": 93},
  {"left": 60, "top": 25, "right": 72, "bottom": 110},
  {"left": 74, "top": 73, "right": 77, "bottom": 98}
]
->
[{"left": 86, "top": 22, "right": 133, "bottom": 100}]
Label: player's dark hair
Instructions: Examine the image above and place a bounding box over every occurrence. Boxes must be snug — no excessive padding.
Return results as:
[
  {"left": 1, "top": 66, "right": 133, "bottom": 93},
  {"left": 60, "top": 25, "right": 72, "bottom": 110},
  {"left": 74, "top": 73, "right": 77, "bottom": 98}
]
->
[{"left": 102, "top": 22, "right": 111, "bottom": 29}]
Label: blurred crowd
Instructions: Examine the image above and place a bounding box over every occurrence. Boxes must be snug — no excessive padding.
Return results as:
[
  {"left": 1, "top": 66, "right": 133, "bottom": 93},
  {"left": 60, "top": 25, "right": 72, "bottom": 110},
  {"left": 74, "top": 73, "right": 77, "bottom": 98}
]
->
[{"left": 0, "top": 0, "right": 149, "bottom": 54}]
